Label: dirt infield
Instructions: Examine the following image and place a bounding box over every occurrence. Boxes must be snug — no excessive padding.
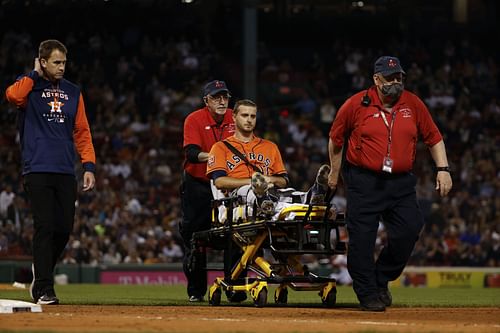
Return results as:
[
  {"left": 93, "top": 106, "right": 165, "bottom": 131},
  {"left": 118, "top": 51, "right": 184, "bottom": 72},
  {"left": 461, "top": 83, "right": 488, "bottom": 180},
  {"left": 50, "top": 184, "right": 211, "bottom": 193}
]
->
[{"left": 1, "top": 304, "right": 499, "bottom": 333}]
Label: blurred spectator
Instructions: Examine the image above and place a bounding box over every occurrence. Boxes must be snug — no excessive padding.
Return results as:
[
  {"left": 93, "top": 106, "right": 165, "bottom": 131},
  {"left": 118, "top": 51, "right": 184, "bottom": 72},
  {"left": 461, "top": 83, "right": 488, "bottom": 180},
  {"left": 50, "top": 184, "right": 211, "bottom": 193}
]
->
[
  {"left": 0, "top": 185, "right": 15, "bottom": 224},
  {"left": 329, "top": 255, "right": 352, "bottom": 286}
]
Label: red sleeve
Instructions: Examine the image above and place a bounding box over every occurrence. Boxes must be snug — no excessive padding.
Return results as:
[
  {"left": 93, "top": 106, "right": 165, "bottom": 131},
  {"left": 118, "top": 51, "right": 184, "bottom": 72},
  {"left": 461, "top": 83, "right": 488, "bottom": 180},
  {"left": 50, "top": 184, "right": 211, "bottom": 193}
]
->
[
  {"left": 5, "top": 76, "right": 35, "bottom": 108},
  {"left": 329, "top": 97, "right": 353, "bottom": 147},
  {"left": 183, "top": 113, "right": 202, "bottom": 148},
  {"left": 414, "top": 96, "right": 443, "bottom": 147},
  {"left": 73, "top": 93, "right": 96, "bottom": 165}
]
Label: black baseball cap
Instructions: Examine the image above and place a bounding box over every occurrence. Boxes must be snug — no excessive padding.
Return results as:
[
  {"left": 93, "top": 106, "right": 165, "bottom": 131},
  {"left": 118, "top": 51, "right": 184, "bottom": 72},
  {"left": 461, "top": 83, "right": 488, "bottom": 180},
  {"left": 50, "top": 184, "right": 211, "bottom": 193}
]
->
[
  {"left": 374, "top": 56, "right": 406, "bottom": 76},
  {"left": 202, "top": 80, "right": 230, "bottom": 97}
]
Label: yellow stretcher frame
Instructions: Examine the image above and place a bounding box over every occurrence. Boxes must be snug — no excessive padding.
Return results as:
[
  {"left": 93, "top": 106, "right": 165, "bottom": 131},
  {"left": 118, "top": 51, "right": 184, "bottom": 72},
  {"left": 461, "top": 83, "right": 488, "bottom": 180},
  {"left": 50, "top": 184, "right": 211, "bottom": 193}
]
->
[{"left": 192, "top": 196, "right": 347, "bottom": 307}]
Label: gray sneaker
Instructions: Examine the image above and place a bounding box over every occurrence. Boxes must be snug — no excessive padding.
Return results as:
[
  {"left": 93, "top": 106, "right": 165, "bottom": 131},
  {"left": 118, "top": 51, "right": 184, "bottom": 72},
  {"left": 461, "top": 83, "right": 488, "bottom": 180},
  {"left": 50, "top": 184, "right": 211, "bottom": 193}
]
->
[
  {"left": 259, "top": 198, "right": 275, "bottom": 216},
  {"left": 316, "top": 164, "right": 330, "bottom": 189},
  {"left": 309, "top": 165, "right": 331, "bottom": 204},
  {"left": 251, "top": 172, "right": 268, "bottom": 198}
]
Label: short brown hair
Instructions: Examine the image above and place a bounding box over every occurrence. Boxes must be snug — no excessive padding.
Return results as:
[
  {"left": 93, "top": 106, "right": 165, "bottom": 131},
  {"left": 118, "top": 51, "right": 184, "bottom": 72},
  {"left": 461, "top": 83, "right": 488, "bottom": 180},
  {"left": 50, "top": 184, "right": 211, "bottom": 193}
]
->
[
  {"left": 38, "top": 39, "right": 67, "bottom": 60},
  {"left": 233, "top": 99, "right": 257, "bottom": 115}
]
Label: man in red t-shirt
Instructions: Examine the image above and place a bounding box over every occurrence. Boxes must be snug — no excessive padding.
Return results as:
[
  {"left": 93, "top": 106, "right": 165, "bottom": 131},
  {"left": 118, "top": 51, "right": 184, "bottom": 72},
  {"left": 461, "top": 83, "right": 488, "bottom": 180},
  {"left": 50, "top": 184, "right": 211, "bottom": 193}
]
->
[
  {"left": 327, "top": 56, "right": 452, "bottom": 311},
  {"left": 181, "top": 80, "right": 235, "bottom": 302}
]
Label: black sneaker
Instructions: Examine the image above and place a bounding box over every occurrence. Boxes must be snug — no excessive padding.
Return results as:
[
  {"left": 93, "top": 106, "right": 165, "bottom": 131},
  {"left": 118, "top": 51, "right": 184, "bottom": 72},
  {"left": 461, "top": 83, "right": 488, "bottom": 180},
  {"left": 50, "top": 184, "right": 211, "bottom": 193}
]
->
[
  {"left": 189, "top": 295, "right": 204, "bottom": 302},
  {"left": 37, "top": 290, "right": 59, "bottom": 305},
  {"left": 226, "top": 291, "right": 247, "bottom": 303},
  {"left": 360, "top": 296, "right": 386, "bottom": 312},
  {"left": 379, "top": 288, "right": 392, "bottom": 307}
]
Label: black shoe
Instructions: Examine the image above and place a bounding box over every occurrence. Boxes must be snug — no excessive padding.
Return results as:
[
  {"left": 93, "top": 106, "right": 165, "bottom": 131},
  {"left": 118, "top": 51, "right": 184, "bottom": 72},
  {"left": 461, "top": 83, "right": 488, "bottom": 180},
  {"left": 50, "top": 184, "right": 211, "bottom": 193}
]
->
[
  {"left": 360, "top": 297, "right": 386, "bottom": 312},
  {"left": 189, "top": 295, "right": 204, "bottom": 302},
  {"left": 379, "top": 288, "right": 392, "bottom": 307},
  {"left": 226, "top": 291, "right": 247, "bottom": 303},
  {"left": 37, "top": 289, "right": 59, "bottom": 305}
]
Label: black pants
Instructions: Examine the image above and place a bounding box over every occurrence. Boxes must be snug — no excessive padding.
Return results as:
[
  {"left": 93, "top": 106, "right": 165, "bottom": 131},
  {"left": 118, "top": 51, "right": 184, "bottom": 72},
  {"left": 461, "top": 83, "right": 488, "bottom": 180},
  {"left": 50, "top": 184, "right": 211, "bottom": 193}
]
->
[
  {"left": 24, "top": 173, "right": 77, "bottom": 292},
  {"left": 179, "top": 172, "right": 212, "bottom": 298},
  {"left": 343, "top": 164, "right": 424, "bottom": 302}
]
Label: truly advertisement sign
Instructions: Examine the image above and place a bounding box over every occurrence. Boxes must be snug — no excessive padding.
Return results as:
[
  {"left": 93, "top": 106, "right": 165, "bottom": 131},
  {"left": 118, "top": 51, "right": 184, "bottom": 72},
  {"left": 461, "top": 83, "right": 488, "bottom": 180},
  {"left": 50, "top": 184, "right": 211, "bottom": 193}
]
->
[
  {"left": 392, "top": 268, "right": 500, "bottom": 288},
  {"left": 427, "top": 271, "right": 484, "bottom": 288}
]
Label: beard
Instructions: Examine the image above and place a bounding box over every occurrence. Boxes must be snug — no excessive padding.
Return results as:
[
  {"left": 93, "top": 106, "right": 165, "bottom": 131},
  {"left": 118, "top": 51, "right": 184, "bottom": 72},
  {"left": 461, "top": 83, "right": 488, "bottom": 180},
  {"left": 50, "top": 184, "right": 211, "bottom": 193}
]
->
[{"left": 237, "top": 124, "right": 255, "bottom": 135}]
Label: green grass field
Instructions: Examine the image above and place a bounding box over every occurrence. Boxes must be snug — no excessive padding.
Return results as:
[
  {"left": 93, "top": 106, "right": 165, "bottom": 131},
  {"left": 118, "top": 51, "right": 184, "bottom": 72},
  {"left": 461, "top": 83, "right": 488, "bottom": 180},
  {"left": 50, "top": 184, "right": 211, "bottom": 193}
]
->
[{"left": 1, "top": 284, "right": 499, "bottom": 307}]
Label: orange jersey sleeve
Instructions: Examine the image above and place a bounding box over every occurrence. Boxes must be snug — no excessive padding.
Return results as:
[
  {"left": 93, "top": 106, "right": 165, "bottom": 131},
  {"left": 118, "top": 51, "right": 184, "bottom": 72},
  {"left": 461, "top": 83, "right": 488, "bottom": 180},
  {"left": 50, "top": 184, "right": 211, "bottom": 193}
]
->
[
  {"left": 5, "top": 75, "right": 35, "bottom": 108},
  {"left": 207, "top": 141, "right": 229, "bottom": 175},
  {"left": 73, "top": 93, "right": 96, "bottom": 165}
]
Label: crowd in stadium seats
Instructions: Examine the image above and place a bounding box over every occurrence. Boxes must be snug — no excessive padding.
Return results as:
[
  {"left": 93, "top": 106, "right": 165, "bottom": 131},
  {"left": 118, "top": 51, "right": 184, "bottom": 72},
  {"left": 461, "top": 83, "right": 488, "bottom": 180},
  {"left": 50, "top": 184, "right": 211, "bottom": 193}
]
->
[{"left": 0, "top": 23, "right": 498, "bottom": 270}]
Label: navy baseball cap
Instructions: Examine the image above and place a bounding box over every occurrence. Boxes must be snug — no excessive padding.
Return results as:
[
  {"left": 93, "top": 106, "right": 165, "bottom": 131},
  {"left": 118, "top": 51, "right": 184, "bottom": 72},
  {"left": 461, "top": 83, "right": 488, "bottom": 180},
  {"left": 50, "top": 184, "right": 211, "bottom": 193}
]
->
[
  {"left": 374, "top": 56, "right": 406, "bottom": 76},
  {"left": 202, "top": 80, "right": 230, "bottom": 97}
]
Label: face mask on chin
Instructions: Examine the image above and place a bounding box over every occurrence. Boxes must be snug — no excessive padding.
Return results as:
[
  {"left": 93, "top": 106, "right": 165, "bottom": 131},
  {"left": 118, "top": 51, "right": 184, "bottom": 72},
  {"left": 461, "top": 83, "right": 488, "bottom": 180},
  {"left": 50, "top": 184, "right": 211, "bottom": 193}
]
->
[{"left": 380, "top": 82, "right": 404, "bottom": 101}]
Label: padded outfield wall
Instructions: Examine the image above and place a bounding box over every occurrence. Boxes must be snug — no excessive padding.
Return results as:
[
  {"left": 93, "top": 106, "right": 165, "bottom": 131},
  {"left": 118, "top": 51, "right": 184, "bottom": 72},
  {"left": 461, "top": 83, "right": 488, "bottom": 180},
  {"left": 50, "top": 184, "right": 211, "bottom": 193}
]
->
[{"left": 0, "top": 260, "right": 499, "bottom": 288}]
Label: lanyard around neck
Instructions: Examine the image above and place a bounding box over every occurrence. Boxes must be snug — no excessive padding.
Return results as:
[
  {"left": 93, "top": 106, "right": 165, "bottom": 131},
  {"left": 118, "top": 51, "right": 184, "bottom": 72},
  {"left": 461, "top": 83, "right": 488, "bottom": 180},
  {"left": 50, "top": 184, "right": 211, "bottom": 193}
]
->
[
  {"left": 210, "top": 123, "right": 226, "bottom": 142},
  {"left": 379, "top": 110, "right": 396, "bottom": 157}
]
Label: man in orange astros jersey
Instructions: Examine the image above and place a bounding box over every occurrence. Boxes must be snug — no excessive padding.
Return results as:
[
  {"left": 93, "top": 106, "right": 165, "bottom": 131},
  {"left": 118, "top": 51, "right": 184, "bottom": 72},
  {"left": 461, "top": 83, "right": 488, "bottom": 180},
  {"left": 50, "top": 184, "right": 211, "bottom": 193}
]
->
[
  {"left": 206, "top": 99, "right": 331, "bottom": 304},
  {"left": 207, "top": 99, "right": 331, "bottom": 216},
  {"left": 207, "top": 99, "right": 290, "bottom": 215}
]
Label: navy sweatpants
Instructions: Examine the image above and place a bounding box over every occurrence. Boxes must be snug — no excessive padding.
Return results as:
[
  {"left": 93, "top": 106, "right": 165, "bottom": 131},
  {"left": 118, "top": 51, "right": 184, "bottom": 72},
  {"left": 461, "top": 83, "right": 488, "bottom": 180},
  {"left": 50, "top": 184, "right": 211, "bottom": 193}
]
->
[{"left": 343, "top": 164, "right": 424, "bottom": 302}]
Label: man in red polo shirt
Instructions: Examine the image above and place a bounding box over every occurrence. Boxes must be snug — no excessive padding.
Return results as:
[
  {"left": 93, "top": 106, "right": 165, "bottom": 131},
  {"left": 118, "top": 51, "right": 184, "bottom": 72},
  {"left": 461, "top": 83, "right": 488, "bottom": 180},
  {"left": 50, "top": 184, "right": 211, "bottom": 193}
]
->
[
  {"left": 327, "top": 56, "right": 452, "bottom": 311},
  {"left": 181, "top": 80, "right": 235, "bottom": 302}
]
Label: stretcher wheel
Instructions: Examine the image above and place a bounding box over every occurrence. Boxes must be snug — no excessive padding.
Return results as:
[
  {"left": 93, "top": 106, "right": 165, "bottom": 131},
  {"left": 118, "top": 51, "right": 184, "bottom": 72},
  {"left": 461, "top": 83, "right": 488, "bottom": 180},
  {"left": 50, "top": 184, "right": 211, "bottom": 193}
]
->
[
  {"left": 322, "top": 289, "right": 336, "bottom": 308},
  {"left": 209, "top": 288, "right": 222, "bottom": 306},
  {"left": 274, "top": 287, "right": 288, "bottom": 304},
  {"left": 254, "top": 287, "right": 268, "bottom": 307}
]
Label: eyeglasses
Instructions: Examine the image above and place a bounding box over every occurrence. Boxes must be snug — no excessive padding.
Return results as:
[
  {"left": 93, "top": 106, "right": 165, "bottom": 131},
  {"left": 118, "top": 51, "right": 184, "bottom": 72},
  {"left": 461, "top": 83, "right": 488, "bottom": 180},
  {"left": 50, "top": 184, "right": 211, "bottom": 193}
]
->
[
  {"left": 378, "top": 73, "right": 404, "bottom": 83},
  {"left": 208, "top": 93, "right": 231, "bottom": 102}
]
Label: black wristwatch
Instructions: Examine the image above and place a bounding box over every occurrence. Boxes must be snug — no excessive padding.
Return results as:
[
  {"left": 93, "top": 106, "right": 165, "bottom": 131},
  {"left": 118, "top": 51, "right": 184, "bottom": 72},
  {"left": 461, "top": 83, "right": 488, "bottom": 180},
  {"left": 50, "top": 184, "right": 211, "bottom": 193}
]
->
[{"left": 436, "top": 166, "right": 451, "bottom": 173}]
